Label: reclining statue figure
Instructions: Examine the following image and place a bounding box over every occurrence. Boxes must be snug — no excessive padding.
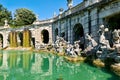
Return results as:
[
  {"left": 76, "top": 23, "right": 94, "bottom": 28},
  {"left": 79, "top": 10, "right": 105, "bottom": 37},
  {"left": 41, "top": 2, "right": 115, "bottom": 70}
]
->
[{"left": 84, "top": 33, "right": 98, "bottom": 56}]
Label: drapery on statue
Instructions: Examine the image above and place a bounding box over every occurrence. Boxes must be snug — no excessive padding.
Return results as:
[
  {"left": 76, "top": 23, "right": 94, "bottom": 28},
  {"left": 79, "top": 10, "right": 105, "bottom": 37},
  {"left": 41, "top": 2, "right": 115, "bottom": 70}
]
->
[
  {"left": 86, "top": 34, "right": 97, "bottom": 47},
  {"left": 99, "top": 25, "right": 111, "bottom": 49},
  {"left": 84, "top": 34, "right": 98, "bottom": 56},
  {"left": 112, "top": 29, "right": 120, "bottom": 53}
]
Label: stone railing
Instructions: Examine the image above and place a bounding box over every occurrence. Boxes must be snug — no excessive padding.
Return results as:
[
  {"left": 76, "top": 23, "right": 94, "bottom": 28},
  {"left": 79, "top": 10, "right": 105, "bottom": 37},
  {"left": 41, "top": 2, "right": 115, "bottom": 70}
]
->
[
  {"left": 53, "top": 0, "right": 104, "bottom": 20},
  {"left": 71, "top": 2, "right": 85, "bottom": 14},
  {"left": 35, "top": 19, "right": 54, "bottom": 25}
]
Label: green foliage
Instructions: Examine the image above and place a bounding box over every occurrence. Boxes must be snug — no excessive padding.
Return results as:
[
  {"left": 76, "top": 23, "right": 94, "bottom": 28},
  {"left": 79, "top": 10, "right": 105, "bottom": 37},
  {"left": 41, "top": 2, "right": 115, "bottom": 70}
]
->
[
  {"left": 0, "top": 4, "right": 12, "bottom": 26},
  {"left": 14, "top": 8, "right": 36, "bottom": 27}
]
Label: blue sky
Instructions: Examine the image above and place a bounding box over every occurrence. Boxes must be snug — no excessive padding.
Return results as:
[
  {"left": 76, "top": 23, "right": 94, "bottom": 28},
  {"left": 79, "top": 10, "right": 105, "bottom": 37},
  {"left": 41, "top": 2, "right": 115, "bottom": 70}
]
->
[{"left": 0, "top": 0, "right": 82, "bottom": 20}]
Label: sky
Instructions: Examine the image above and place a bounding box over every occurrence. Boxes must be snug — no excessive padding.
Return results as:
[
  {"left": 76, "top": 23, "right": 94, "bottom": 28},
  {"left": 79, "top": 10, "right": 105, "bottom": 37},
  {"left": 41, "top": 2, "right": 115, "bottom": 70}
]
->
[{"left": 0, "top": 0, "right": 82, "bottom": 20}]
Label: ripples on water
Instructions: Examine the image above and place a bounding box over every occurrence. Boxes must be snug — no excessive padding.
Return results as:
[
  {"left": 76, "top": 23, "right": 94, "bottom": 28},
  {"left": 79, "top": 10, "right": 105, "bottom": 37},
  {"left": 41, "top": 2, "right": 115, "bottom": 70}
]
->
[{"left": 0, "top": 50, "right": 119, "bottom": 80}]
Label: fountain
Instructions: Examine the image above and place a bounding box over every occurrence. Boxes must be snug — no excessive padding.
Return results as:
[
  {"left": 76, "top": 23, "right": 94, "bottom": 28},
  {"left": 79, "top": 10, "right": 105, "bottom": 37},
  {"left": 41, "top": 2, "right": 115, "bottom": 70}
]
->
[
  {"left": 23, "top": 29, "right": 31, "bottom": 47},
  {"left": 1, "top": 20, "right": 120, "bottom": 76},
  {"left": 9, "top": 31, "right": 18, "bottom": 47},
  {"left": 48, "top": 24, "right": 120, "bottom": 70}
]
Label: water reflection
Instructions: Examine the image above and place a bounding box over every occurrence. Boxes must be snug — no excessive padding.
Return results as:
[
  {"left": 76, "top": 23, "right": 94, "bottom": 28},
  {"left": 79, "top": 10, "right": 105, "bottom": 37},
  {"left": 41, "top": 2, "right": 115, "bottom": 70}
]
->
[
  {"left": 22, "top": 52, "right": 32, "bottom": 71},
  {"left": 0, "top": 50, "right": 119, "bottom": 80},
  {"left": 0, "top": 51, "right": 55, "bottom": 80},
  {"left": 0, "top": 52, "right": 3, "bottom": 66}
]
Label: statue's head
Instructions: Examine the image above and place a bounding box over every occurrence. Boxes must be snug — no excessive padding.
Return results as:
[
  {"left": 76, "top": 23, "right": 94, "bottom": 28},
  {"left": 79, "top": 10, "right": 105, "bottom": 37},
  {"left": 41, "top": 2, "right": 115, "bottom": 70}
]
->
[
  {"left": 100, "top": 25, "right": 104, "bottom": 29},
  {"left": 113, "top": 29, "right": 120, "bottom": 38}
]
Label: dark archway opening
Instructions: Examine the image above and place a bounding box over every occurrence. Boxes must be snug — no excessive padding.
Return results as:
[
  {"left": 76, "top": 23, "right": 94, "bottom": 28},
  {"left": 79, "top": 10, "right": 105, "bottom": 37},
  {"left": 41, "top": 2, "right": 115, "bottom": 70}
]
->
[
  {"left": 0, "top": 34, "right": 3, "bottom": 48},
  {"left": 107, "top": 13, "right": 120, "bottom": 31},
  {"left": 32, "top": 38, "right": 35, "bottom": 48},
  {"left": 18, "top": 32, "right": 23, "bottom": 46},
  {"left": 41, "top": 29, "right": 49, "bottom": 44},
  {"left": 105, "top": 13, "right": 120, "bottom": 47},
  {"left": 73, "top": 23, "right": 84, "bottom": 50},
  {"left": 61, "top": 32, "right": 65, "bottom": 39}
]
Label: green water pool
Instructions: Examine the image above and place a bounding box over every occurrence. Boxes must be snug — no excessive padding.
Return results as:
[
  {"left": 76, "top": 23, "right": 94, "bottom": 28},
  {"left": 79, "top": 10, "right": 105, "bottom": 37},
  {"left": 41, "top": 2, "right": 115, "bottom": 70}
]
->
[{"left": 0, "top": 50, "right": 119, "bottom": 80}]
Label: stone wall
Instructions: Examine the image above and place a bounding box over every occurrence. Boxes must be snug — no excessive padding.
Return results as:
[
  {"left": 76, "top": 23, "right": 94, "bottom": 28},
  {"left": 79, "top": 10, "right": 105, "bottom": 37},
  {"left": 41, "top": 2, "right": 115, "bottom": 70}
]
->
[{"left": 52, "top": 0, "right": 120, "bottom": 46}]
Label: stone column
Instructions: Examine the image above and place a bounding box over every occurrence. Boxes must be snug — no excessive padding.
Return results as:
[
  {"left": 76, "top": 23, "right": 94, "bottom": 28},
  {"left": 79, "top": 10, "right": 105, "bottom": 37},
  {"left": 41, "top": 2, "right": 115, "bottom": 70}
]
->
[
  {"left": 48, "top": 25, "right": 53, "bottom": 44},
  {"left": 65, "top": 19, "right": 68, "bottom": 41},
  {"left": 90, "top": 8, "right": 100, "bottom": 42},
  {"left": 68, "top": 18, "right": 71, "bottom": 43},
  {"left": 52, "top": 24, "right": 55, "bottom": 43},
  {"left": 58, "top": 21, "right": 61, "bottom": 37},
  {"left": 70, "top": 26, "right": 73, "bottom": 44},
  {"left": 3, "top": 32, "right": 9, "bottom": 48},
  {"left": 88, "top": 10, "right": 91, "bottom": 34}
]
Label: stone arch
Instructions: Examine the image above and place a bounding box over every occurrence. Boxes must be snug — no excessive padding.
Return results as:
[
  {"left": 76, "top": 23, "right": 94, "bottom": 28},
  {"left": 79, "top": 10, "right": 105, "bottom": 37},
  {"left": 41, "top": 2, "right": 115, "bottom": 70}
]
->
[
  {"left": 0, "top": 33, "right": 3, "bottom": 48},
  {"left": 41, "top": 29, "right": 49, "bottom": 44},
  {"left": 106, "top": 13, "right": 120, "bottom": 31},
  {"left": 73, "top": 23, "right": 85, "bottom": 49}
]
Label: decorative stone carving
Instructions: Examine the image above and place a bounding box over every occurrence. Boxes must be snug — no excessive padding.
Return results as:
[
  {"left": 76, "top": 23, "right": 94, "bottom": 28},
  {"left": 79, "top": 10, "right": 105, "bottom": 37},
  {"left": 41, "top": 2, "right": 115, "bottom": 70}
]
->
[
  {"left": 99, "top": 25, "right": 111, "bottom": 49},
  {"left": 84, "top": 34, "right": 98, "bottom": 56},
  {"left": 96, "top": 25, "right": 111, "bottom": 58},
  {"left": 4, "top": 20, "right": 9, "bottom": 28},
  {"left": 54, "top": 36, "right": 82, "bottom": 57}
]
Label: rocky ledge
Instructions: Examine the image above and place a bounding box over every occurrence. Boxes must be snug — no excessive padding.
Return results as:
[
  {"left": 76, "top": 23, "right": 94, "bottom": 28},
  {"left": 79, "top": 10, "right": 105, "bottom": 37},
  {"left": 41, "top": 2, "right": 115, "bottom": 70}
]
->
[
  {"left": 111, "top": 63, "right": 120, "bottom": 76},
  {"left": 93, "top": 59, "right": 105, "bottom": 68},
  {"left": 5, "top": 47, "right": 33, "bottom": 51}
]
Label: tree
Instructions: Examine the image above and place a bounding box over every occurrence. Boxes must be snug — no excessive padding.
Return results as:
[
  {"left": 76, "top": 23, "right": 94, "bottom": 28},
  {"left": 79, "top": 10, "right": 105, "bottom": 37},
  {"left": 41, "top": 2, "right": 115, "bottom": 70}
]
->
[
  {"left": 14, "top": 8, "right": 36, "bottom": 27},
  {"left": 0, "top": 4, "right": 12, "bottom": 26}
]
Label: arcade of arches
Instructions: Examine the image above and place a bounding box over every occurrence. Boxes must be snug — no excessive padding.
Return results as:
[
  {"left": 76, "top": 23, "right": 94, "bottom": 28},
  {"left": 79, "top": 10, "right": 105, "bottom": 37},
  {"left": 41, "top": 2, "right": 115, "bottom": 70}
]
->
[
  {"left": 8, "top": 29, "right": 32, "bottom": 47},
  {"left": 0, "top": 28, "right": 51, "bottom": 48}
]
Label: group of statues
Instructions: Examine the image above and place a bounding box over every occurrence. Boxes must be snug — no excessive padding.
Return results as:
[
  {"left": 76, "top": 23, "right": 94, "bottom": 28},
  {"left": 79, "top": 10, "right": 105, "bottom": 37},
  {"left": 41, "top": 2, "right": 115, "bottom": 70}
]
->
[
  {"left": 52, "top": 25, "right": 120, "bottom": 62},
  {"left": 84, "top": 25, "right": 120, "bottom": 62},
  {"left": 53, "top": 36, "right": 81, "bottom": 57}
]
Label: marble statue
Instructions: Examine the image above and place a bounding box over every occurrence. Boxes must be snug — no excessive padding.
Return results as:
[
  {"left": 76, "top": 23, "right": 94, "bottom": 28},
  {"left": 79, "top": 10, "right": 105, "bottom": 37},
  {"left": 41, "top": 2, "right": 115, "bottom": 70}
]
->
[
  {"left": 84, "top": 34, "right": 98, "bottom": 56},
  {"left": 99, "top": 25, "right": 111, "bottom": 49},
  {"left": 54, "top": 36, "right": 66, "bottom": 53},
  {"left": 96, "top": 25, "right": 111, "bottom": 58},
  {"left": 54, "top": 36, "right": 82, "bottom": 57},
  {"left": 74, "top": 40, "right": 81, "bottom": 56},
  {"left": 4, "top": 20, "right": 9, "bottom": 28}
]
